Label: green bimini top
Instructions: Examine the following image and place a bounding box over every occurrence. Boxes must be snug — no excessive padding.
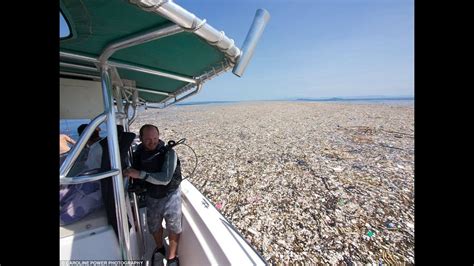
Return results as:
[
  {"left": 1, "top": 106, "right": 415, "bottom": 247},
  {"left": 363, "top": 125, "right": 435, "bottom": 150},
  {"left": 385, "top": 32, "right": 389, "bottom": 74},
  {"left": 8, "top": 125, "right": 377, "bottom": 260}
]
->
[{"left": 60, "top": 0, "right": 241, "bottom": 103}]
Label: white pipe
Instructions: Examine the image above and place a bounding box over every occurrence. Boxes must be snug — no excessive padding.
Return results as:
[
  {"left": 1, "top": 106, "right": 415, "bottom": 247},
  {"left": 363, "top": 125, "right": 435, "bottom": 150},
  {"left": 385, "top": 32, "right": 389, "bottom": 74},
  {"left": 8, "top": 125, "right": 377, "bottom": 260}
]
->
[
  {"left": 130, "top": 0, "right": 241, "bottom": 62},
  {"left": 233, "top": 9, "right": 270, "bottom": 77}
]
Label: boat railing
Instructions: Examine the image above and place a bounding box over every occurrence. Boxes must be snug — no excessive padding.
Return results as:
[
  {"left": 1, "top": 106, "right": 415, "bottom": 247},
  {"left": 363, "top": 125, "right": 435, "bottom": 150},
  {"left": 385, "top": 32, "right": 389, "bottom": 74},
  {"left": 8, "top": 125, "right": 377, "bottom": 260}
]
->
[
  {"left": 59, "top": 169, "right": 120, "bottom": 185},
  {"left": 59, "top": 112, "right": 107, "bottom": 179}
]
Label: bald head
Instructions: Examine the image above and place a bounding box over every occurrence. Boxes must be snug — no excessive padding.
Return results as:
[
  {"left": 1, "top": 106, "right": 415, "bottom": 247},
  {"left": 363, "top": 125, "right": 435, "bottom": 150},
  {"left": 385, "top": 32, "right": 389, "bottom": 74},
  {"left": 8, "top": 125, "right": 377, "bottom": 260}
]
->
[{"left": 139, "top": 124, "right": 160, "bottom": 151}]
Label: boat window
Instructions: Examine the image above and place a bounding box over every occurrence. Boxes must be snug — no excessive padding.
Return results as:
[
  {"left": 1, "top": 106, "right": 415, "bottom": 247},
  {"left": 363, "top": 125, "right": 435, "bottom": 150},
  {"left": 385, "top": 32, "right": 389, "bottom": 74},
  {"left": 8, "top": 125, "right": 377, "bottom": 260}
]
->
[
  {"left": 60, "top": 11, "right": 71, "bottom": 39},
  {"left": 60, "top": 119, "right": 107, "bottom": 141}
]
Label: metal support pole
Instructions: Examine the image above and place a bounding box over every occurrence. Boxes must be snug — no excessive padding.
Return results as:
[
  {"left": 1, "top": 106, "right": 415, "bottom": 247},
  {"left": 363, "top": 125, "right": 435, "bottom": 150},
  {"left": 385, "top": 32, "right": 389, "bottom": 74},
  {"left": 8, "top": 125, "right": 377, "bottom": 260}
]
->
[
  {"left": 129, "top": 89, "right": 139, "bottom": 126},
  {"left": 113, "top": 86, "right": 126, "bottom": 127},
  {"left": 131, "top": 192, "right": 145, "bottom": 259},
  {"left": 60, "top": 52, "right": 197, "bottom": 84},
  {"left": 116, "top": 86, "right": 146, "bottom": 259},
  {"left": 111, "top": 61, "right": 196, "bottom": 84},
  {"left": 100, "top": 65, "right": 132, "bottom": 260},
  {"left": 99, "top": 23, "right": 184, "bottom": 65}
]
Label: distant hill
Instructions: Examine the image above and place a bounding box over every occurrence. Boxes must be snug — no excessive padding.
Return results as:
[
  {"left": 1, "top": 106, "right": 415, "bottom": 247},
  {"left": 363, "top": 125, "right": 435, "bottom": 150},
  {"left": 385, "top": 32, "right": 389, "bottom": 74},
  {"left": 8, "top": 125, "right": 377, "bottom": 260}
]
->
[{"left": 176, "top": 96, "right": 414, "bottom": 105}]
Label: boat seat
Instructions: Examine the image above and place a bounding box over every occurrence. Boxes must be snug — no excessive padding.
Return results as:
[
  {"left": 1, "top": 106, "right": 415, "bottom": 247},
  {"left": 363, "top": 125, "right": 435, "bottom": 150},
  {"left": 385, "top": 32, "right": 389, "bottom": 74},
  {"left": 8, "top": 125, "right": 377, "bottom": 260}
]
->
[
  {"left": 60, "top": 205, "right": 121, "bottom": 260},
  {"left": 60, "top": 205, "right": 108, "bottom": 238}
]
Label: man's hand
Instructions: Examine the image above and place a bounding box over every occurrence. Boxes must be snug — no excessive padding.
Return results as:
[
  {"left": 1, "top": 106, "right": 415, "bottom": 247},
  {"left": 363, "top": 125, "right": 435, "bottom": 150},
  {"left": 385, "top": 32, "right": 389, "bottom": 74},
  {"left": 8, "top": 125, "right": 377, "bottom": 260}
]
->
[
  {"left": 123, "top": 168, "right": 141, "bottom": 179},
  {"left": 60, "top": 134, "right": 76, "bottom": 154}
]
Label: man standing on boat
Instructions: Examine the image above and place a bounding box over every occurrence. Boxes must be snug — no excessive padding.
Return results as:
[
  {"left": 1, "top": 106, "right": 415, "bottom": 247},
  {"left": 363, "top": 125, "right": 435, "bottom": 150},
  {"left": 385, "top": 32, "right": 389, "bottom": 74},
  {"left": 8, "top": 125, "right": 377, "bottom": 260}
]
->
[{"left": 123, "top": 124, "right": 182, "bottom": 266}]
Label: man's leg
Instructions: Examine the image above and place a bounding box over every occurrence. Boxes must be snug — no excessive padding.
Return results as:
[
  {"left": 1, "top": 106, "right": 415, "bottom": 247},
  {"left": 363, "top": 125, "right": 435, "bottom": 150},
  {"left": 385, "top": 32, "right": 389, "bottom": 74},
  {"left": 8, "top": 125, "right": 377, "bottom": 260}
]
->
[
  {"left": 153, "top": 226, "right": 164, "bottom": 248},
  {"left": 167, "top": 232, "right": 180, "bottom": 259},
  {"left": 146, "top": 196, "right": 165, "bottom": 256},
  {"left": 164, "top": 189, "right": 182, "bottom": 261}
]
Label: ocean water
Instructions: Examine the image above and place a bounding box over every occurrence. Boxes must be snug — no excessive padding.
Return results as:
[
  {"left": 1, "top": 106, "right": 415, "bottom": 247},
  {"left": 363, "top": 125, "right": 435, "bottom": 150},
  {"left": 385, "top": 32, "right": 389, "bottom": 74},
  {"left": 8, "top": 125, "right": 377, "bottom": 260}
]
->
[{"left": 61, "top": 98, "right": 413, "bottom": 138}]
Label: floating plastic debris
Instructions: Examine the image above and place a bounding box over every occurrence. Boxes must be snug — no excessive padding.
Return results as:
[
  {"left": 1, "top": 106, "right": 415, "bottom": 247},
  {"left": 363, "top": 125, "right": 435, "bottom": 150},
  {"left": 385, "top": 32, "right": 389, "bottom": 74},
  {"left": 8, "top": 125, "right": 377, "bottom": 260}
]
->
[
  {"left": 130, "top": 102, "right": 414, "bottom": 264},
  {"left": 367, "top": 230, "right": 375, "bottom": 237}
]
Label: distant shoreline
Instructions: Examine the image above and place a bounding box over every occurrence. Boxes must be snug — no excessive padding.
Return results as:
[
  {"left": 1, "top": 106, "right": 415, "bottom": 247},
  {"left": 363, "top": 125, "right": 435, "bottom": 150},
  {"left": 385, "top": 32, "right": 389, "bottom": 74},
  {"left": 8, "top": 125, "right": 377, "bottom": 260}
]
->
[
  {"left": 176, "top": 100, "right": 238, "bottom": 106},
  {"left": 295, "top": 97, "right": 414, "bottom": 102},
  {"left": 176, "top": 98, "right": 414, "bottom": 106}
]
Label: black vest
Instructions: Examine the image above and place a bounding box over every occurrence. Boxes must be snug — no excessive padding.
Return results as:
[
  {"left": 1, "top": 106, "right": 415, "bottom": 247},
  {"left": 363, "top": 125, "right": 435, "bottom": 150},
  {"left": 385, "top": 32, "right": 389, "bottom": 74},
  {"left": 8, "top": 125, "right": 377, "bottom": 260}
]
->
[{"left": 133, "top": 142, "right": 182, "bottom": 199}]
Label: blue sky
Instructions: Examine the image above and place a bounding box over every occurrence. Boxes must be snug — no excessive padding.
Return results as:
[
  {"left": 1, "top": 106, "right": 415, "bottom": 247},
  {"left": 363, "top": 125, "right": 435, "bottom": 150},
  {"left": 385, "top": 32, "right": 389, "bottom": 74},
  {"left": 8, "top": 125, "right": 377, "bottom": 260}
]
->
[{"left": 60, "top": 0, "right": 414, "bottom": 101}]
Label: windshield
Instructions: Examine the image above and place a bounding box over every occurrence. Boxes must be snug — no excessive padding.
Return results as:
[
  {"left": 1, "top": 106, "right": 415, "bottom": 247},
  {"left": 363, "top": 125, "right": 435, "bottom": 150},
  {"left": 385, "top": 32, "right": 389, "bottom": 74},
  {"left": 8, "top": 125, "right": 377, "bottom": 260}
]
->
[
  {"left": 60, "top": 119, "right": 107, "bottom": 141},
  {"left": 60, "top": 11, "right": 71, "bottom": 39}
]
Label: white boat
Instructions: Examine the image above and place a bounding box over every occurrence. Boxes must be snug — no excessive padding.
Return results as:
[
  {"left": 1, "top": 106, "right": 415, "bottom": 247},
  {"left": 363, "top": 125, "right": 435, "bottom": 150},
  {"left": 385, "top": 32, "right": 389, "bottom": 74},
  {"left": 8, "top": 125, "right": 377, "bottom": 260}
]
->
[{"left": 59, "top": 0, "right": 269, "bottom": 265}]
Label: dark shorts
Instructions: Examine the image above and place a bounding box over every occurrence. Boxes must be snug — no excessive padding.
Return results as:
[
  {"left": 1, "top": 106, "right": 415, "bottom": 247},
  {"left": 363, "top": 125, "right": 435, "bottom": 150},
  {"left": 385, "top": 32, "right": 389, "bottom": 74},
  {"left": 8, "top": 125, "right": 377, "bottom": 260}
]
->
[{"left": 146, "top": 188, "right": 182, "bottom": 234}]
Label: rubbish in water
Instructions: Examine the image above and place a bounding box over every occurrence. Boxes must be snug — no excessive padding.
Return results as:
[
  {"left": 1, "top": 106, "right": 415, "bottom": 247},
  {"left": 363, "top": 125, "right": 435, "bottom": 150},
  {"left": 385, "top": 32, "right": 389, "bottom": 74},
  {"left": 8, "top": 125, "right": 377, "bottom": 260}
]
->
[
  {"left": 296, "top": 159, "right": 307, "bottom": 166},
  {"left": 385, "top": 221, "right": 396, "bottom": 229}
]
